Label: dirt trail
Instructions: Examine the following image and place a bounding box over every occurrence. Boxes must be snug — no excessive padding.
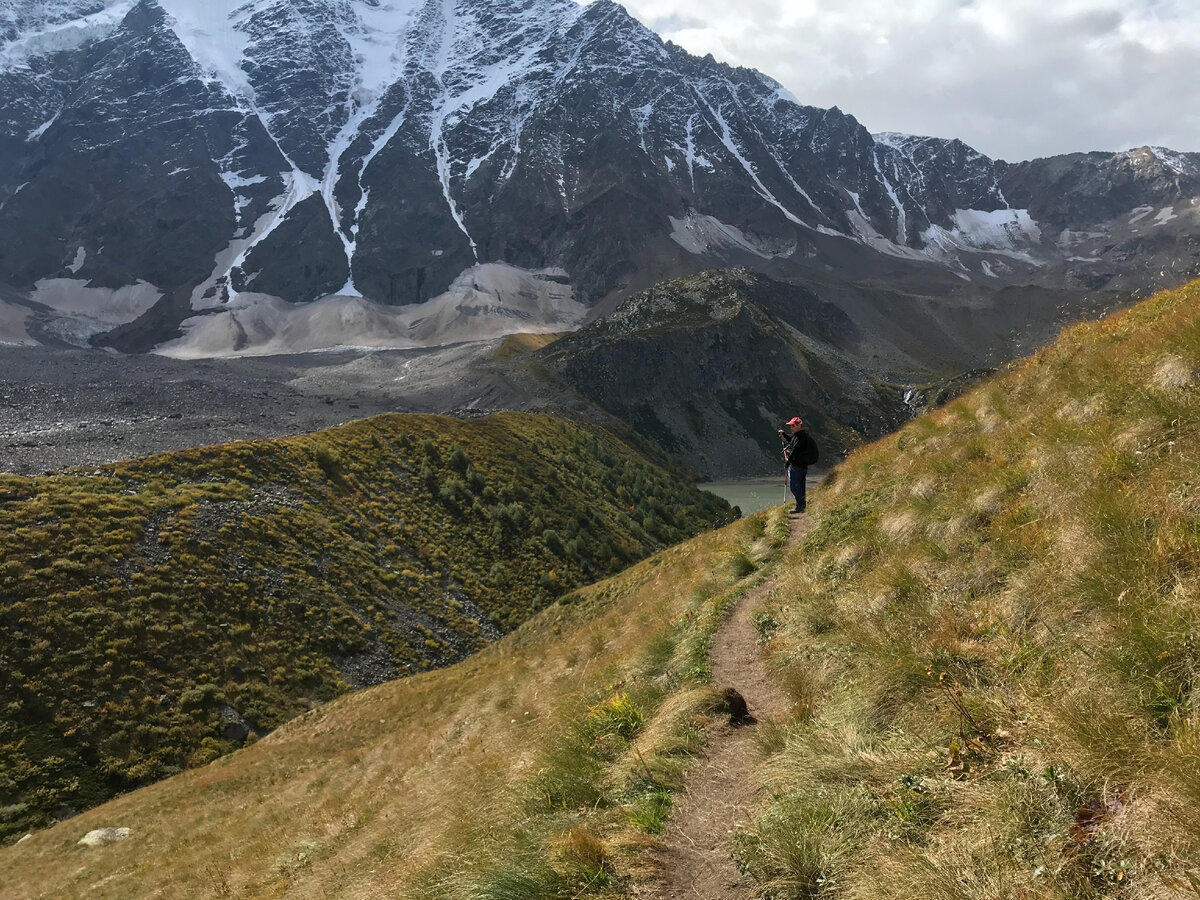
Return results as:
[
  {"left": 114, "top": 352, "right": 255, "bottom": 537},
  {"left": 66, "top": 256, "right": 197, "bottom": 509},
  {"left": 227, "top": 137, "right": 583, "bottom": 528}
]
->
[{"left": 646, "top": 515, "right": 806, "bottom": 899}]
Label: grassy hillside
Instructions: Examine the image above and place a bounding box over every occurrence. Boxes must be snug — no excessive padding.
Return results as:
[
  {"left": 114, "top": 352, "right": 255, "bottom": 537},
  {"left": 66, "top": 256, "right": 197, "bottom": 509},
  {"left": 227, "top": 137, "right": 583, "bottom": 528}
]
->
[
  {"left": 4, "top": 278, "right": 1198, "bottom": 898},
  {"left": 0, "top": 411, "right": 733, "bottom": 842},
  {"left": 735, "top": 279, "right": 1200, "bottom": 897},
  {"left": 0, "top": 506, "right": 789, "bottom": 898}
]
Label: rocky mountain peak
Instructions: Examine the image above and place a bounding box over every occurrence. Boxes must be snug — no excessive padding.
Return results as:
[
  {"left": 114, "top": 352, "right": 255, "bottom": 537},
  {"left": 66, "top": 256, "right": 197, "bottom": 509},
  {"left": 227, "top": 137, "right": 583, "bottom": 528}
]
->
[{"left": 0, "top": 0, "right": 1198, "bottom": 354}]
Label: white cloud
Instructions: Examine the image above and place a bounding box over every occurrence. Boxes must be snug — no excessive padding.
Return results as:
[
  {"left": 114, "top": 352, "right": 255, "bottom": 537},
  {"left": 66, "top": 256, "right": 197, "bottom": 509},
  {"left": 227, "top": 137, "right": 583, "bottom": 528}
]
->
[{"left": 584, "top": 0, "right": 1200, "bottom": 161}]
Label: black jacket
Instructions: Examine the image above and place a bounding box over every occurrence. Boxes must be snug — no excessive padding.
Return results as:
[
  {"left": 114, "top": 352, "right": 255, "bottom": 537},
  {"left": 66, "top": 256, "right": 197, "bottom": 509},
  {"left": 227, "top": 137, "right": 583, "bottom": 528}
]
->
[{"left": 782, "top": 430, "right": 816, "bottom": 468}]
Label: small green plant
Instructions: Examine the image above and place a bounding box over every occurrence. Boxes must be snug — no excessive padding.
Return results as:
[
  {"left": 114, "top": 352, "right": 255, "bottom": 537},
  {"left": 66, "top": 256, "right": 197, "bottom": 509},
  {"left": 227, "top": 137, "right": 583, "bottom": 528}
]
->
[
  {"left": 754, "top": 609, "right": 781, "bottom": 641},
  {"left": 626, "top": 786, "right": 672, "bottom": 834},
  {"left": 730, "top": 550, "right": 757, "bottom": 578},
  {"left": 585, "top": 692, "right": 645, "bottom": 740}
]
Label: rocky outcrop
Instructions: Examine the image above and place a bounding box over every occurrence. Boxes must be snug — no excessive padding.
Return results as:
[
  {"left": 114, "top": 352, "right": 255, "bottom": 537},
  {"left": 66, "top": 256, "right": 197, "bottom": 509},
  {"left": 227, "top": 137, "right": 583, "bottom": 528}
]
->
[
  {"left": 530, "top": 267, "right": 1129, "bottom": 477},
  {"left": 538, "top": 269, "right": 909, "bottom": 476},
  {"left": 78, "top": 827, "right": 132, "bottom": 847}
]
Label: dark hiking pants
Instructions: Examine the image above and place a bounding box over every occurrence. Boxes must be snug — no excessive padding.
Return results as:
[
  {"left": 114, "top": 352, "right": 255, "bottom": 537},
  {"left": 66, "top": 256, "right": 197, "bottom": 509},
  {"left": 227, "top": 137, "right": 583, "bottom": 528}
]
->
[{"left": 788, "top": 465, "right": 807, "bottom": 512}]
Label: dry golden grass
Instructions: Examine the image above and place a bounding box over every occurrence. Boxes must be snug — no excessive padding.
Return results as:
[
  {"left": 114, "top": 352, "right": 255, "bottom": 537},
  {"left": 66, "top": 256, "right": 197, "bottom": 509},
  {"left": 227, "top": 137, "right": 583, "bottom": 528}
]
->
[
  {"left": 491, "top": 331, "right": 565, "bottom": 361},
  {"left": 7, "top": 278, "right": 1200, "bottom": 899},
  {"left": 0, "top": 510, "right": 784, "bottom": 899},
  {"left": 736, "top": 278, "right": 1200, "bottom": 898}
]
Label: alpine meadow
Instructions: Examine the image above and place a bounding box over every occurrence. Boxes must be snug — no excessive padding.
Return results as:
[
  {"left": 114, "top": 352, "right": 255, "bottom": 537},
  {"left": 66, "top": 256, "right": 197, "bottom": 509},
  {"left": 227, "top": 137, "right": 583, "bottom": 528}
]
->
[
  {"left": 4, "top": 0, "right": 1200, "bottom": 897},
  {"left": 3, "top": 277, "right": 1198, "bottom": 898}
]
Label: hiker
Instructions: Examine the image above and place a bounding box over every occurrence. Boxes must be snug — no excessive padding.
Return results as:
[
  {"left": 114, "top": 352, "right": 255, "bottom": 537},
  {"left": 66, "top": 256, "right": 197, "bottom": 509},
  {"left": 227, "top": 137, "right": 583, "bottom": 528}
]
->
[{"left": 779, "top": 416, "right": 818, "bottom": 514}]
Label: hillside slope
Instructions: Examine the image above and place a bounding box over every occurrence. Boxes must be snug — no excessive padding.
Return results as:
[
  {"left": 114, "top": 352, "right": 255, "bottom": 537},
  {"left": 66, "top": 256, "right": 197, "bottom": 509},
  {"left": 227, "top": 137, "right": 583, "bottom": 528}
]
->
[
  {"left": 528, "top": 268, "right": 1124, "bottom": 476},
  {"left": 734, "top": 278, "right": 1200, "bottom": 897},
  {"left": 3, "top": 279, "right": 1199, "bottom": 898},
  {"left": 535, "top": 268, "right": 902, "bottom": 475},
  {"left": 0, "top": 411, "right": 733, "bottom": 841},
  {"left": 0, "top": 505, "right": 788, "bottom": 898}
]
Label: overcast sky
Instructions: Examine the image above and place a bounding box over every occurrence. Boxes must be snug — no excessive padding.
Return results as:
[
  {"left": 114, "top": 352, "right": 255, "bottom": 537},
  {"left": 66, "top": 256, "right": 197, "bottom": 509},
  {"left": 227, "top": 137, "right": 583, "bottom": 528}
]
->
[{"left": 591, "top": 0, "right": 1200, "bottom": 162}]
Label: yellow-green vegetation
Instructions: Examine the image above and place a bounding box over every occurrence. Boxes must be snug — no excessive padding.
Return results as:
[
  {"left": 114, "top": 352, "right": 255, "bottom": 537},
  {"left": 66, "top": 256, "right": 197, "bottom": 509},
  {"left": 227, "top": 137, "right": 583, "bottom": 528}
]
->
[
  {"left": 5, "top": 278, "right": 1199, "bottom": 899},
  {"left": 737, "top": 279, "right": 1200, "bottom": 897},
  {"left": 492, "top": 331, "right": 564, "bottom": 362},
  {"left": 0, "top": 411, "right": 733, "bottom": 843},
  {"left": 0, "top": 509, "right": 788, "bottom": 898}
]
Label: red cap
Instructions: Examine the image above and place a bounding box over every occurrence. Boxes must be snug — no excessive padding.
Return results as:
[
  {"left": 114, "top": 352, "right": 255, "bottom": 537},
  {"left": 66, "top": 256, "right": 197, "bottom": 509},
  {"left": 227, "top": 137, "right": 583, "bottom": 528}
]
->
[{"left": 786, "top": 417, "right": 803, "bottom": 425}]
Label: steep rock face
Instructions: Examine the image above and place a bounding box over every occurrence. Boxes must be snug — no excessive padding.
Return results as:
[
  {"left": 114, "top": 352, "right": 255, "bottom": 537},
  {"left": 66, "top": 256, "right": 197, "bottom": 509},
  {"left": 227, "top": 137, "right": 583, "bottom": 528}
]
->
[
  {"left": 0, "top": 0, "right": 286, "bottom": 298},
  {"left": 1000, "top": 148, "right": 1200, "bottom": 232},
  {"left": 0, "top": 0, "right": 1198, "bottom": 350},
  {"left": 538, "top": 269, "right": 909, "bottom": 476}
]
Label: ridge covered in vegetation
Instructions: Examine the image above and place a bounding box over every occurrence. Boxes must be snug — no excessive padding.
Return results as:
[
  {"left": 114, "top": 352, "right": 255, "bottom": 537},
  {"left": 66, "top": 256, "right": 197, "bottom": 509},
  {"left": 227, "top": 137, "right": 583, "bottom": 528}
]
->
[
  {"left": 0, "top": 505, "right": 787, "bottom": 898},
  {"left": 737, "top": 279, "right": 1200, "bottom": 897},
  {"left": 0, "top": 411, "right": 733, "bottom": 842},
  {"left": 4, "top": 278, "right": 1198, "bottom": 899}
]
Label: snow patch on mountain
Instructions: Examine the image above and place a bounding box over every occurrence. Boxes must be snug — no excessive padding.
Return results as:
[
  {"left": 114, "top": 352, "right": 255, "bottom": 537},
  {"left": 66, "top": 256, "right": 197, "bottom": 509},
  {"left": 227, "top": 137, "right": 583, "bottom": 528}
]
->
[
  {"left": 872, "top": 132, "right": 922, "bottom": 152},
  {"left": 26, "top": 112, "right": 61, "bottom": 142},
  {"left": 191, "top": 167, "right": 318, "bottom": 310},
  {"left": 922, "top": 208, "right": 1043, "bottom": 266},
  {"left": 1148, "top": 146, "right": 1197, "bottom": 177},
  {"left": 0, "top": 0, "right": 135, "bottom": 69},
  {"left": 155, "top": 0, "right": 253, "bottom": 94},
  {"left": 949, "top": 208, "right": 1041, "bottom": 252},
  {"left": 1153, "top": 206, "right": 1178, "bottom": 226},
  {"left": 695, "top": 83, "right": 806, "bottom": 227},
  {"left": 1129, "top": 206, "right": 1155, "bottom": 226}
]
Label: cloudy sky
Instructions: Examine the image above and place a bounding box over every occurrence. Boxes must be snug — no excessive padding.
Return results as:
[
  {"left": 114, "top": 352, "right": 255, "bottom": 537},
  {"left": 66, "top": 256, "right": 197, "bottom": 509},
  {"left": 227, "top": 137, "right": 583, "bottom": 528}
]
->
[{"left": 593, "top": 0, "right": 1200, "bottom": 162}]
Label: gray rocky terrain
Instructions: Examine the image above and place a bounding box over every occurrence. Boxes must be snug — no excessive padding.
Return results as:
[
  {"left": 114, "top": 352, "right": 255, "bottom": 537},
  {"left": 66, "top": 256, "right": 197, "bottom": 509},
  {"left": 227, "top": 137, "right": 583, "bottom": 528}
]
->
[
  {"left": 0, "top": 266, "right": 1133, "bottom": 479},
  {"left": 0, "top": 344, "right": 491, "bottom": 474},
  {"left": 1, "top": 1, "right": 1197, "bottom": 357}
]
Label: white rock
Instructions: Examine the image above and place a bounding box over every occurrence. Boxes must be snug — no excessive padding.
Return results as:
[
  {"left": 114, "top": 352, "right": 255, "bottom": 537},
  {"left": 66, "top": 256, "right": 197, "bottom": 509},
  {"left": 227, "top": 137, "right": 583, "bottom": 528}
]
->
[
  {"left": 78, "top": 827, "right": 132, "bottom": 848},
  {"left": 1152, "top": 354, "right": 1195, "bottom": 391}
]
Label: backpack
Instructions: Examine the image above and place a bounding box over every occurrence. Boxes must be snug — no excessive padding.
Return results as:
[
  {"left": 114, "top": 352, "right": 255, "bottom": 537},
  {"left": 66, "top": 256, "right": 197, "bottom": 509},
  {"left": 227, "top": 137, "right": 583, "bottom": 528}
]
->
[{"left": 800, "top": 433, "right": 819, "bottom": 466}]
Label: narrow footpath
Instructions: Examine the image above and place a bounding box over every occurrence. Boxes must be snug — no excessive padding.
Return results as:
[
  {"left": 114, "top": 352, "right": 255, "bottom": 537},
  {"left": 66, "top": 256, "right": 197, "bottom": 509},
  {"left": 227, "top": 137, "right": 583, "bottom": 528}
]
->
[{"left": 646, "top": 514, "right": 807, "bottom": 899}]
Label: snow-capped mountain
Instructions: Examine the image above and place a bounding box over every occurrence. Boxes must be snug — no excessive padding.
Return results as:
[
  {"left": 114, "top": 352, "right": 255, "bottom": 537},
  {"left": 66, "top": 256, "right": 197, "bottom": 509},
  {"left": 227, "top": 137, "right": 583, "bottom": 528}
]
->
[{"left": 1, "top": 0, "right": 1198, "bottom": 353}]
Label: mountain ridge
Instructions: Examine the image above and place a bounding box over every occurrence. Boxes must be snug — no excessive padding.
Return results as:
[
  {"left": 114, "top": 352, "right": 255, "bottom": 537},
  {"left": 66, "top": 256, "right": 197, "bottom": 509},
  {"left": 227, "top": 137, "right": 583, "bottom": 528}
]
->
[
  {"left": 1, "top": 0, "right": 1198, "bottom": 352},
  {"left": 0, "top": 409, "right": 733, "bottom": 841}
]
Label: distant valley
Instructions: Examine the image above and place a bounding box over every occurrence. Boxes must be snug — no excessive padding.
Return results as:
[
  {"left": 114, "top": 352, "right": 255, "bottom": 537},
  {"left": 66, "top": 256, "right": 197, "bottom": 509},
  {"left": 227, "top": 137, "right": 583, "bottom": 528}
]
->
[{"left": 2, "top": 1, "right": 1197, "bottom": 485}]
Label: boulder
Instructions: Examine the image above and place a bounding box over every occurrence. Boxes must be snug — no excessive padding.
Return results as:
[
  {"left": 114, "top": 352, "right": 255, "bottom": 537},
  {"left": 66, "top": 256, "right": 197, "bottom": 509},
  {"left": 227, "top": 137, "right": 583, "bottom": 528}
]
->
[{"left": 78, "top": 828, "right": 132, "bottom": 848}]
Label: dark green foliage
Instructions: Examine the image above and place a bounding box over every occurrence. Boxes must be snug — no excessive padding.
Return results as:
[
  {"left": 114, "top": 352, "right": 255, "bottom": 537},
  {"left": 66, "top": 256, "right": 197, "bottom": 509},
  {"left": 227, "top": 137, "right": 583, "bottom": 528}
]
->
[{"left": 0, "top": 411, "right": 734, "bottom": 841}]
